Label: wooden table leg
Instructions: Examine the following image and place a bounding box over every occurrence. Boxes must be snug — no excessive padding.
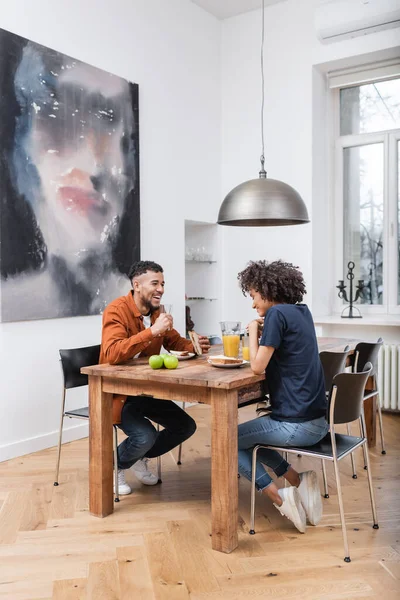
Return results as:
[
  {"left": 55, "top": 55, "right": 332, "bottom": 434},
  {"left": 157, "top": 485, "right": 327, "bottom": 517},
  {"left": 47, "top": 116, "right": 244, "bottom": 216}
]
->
[
  {"left": 210, "top": 388, "right": 238, "bottom": 553},
  {"left": 89, "top": 375, "right": 114, "bottom": 517},
  {"left": 364, "top": 376, "right": 377, "bottom": 447}
]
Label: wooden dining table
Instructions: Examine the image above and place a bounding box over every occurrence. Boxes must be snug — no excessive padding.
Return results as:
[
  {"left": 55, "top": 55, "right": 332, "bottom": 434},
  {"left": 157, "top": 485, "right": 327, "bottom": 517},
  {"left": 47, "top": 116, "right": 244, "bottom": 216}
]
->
[{"left": 81, "top": 336, "right": 376, "bottom": 554}]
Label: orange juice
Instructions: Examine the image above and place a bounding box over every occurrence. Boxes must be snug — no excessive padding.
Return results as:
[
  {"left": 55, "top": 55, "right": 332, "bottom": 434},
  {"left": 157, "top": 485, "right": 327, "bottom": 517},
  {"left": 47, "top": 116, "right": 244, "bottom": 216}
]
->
[
  {"left": 242, "top": 346, "right": 250, "bottom": 361},
  {"left": 223, "top": 335, "right": 240, "bottom": 358}
]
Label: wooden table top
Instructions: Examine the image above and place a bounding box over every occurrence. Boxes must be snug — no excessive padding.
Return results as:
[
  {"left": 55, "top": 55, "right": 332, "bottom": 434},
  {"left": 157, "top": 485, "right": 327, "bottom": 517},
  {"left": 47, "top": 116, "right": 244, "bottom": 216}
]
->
[{"left": 81, "top": 337, "right": 358, "bottom": 391}]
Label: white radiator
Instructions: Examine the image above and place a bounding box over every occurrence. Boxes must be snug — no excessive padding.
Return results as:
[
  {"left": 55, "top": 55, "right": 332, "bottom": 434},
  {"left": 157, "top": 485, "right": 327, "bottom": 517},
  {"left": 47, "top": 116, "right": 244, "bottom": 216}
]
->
[{"left": 378, "top": 345, "right": 400, "bottom": 411}]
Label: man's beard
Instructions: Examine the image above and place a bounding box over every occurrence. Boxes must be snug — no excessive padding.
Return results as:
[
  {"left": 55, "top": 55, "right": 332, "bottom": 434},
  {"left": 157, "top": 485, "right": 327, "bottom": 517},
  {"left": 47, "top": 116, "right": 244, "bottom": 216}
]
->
[{"left": 141, "top": 295, "right": 159, "bottom": 315}]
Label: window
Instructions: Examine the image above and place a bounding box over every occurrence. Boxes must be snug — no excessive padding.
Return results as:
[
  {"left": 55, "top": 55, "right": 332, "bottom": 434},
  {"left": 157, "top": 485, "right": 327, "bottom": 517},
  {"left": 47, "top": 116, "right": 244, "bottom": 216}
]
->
[{"left": 335, "top": 75, "right": 400, "bottom": 314}]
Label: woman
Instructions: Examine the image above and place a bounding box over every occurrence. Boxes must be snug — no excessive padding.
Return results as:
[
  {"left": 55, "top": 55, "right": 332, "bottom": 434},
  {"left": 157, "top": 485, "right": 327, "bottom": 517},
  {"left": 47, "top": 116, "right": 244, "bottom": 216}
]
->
[{"left": 237, "top": 260, "right": 328, "bottom": 533}]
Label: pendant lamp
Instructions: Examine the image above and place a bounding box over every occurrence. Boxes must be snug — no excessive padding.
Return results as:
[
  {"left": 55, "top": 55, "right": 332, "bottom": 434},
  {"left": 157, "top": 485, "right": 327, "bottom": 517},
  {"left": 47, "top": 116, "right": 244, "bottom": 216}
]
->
[{"left": 217, "top": 0, "right": 309, "bottom": 227}]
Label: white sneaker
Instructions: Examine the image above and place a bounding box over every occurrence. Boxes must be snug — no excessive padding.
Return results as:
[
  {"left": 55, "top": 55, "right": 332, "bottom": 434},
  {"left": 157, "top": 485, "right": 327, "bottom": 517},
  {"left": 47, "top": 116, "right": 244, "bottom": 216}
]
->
[
  {"left": 114, "top": 469, "right": 132, "bottom": 495},
  {"left": 130, "top": 458, "right": 158, "bottom": 485},
  {"left": 273, "top": 486, "right": 306, "bottom": 533},
  {"left": 298, "top": 470, "right": 323, "bottom": 526}
]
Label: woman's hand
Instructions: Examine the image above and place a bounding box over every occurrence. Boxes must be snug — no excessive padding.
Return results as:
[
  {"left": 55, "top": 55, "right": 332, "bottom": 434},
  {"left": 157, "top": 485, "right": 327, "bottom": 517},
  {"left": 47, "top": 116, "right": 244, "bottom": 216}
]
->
[{"left": 248, "top": 319, "right": 263, "bottom": 336}]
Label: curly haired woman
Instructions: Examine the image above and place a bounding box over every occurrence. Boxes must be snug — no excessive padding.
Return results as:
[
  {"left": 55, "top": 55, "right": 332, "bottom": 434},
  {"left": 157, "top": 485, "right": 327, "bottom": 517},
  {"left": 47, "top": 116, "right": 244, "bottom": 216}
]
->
[{"left": 237, "top": 260, "right": 328, "bottom": 533}]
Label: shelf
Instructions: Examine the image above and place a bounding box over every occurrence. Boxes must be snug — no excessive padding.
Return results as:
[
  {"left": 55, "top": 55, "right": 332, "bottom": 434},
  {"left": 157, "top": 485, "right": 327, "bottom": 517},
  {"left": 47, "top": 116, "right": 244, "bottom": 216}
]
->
[
  {"left": 186, "top": 297, "right": 218, "bottom": 301},
  {"left": 185, "top": 260, "right": 216, "bottom": 264}
]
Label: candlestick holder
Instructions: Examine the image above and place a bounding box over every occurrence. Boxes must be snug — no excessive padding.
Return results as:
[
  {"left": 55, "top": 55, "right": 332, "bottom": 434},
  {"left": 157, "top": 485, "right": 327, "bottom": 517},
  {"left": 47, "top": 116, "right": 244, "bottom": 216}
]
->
[{"left": 336, "top": 261, "right": 365, "bottom": 318}]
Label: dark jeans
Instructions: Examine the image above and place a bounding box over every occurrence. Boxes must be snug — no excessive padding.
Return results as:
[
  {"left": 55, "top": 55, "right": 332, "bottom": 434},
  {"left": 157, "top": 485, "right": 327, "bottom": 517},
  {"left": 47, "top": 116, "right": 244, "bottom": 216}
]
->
[{"left": 117, "top": 396, "right": 197, "bottom": 470}]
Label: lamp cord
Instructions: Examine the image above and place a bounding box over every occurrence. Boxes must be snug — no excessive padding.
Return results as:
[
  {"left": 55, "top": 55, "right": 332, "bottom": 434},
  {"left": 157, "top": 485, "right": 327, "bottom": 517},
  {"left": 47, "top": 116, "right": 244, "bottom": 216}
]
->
[{"left": 259, "top": 0, "right": 266, "bottom": 178}]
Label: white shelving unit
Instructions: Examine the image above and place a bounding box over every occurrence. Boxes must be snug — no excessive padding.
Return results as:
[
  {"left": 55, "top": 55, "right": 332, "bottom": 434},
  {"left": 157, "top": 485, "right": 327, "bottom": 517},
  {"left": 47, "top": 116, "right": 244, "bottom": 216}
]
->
[{"left": 185, "top": 220, "right": 220, "bottom": 337}]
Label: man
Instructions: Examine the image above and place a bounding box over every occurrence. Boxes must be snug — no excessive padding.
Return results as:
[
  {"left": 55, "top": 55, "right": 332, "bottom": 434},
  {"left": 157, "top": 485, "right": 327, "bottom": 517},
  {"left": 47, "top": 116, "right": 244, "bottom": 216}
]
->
[{"left": 100, "top": 260, "right": 210, "bottom": 495}]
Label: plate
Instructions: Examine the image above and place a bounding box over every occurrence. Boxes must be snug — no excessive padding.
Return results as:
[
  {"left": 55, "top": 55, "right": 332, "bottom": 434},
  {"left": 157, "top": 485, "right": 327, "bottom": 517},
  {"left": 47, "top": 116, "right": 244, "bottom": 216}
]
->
[
  {"left": 207, "top": 358, "right": 248, "bottom": 369},
  {"left": 169, "top": 351, "right": 196, "bottom": 361}
]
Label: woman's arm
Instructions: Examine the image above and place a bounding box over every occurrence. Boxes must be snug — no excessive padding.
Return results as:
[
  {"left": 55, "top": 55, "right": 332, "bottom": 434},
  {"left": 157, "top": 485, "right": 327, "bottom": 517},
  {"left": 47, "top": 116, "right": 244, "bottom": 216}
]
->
[{"left": 248, "top": 320, "right": 275, "bottom": 375}]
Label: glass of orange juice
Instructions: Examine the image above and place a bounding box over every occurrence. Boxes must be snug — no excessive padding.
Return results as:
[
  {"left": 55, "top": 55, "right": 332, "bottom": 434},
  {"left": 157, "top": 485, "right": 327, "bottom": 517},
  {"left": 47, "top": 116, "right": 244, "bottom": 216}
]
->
[
  {"left": 220, "top": 321, "right": 241, "bottom": 358},
  {"left": 242, "top": 331, "right": 250, "bottom": 361}
]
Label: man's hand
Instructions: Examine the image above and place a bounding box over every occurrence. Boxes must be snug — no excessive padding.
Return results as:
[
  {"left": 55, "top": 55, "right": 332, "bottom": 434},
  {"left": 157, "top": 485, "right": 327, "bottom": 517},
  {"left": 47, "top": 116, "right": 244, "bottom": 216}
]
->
[
  {"left": 151, "top": 313, "right": 173, "bottom": 337},
  {"left": 197, "top": 335, "right": 211, "bottom": 354}
]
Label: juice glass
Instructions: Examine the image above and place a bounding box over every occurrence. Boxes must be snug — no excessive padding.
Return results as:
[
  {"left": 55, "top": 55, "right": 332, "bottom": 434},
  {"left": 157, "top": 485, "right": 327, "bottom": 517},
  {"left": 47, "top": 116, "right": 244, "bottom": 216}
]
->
[
  {"left": 220, "top": 321, "right": 241, "bottom": 358},
  {"left": 242, "top": 332, "right": 250, "bottom": 361}
]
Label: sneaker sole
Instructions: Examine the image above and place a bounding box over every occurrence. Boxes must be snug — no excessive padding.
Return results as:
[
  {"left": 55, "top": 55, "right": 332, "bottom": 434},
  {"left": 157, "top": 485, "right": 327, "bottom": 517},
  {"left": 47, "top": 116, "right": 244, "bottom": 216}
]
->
[
  {"left": 114, "top": 488, "right": 132, "bottom": 495},
  {"left": 134, "top": 477, "right": 158, "bottom": 486},
  {"left": 302, "top": 471, "right": 322, "bottom": 526},
  {"left": 288, "top": 488, "right": 307, "bottom": 533}
]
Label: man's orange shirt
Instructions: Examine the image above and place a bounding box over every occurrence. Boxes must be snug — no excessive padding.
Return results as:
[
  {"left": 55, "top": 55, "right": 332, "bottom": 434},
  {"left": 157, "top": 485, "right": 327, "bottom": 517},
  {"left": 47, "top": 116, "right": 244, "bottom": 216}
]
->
[{"left": 100, "top": 291, "right": 194, "bottom": 423}]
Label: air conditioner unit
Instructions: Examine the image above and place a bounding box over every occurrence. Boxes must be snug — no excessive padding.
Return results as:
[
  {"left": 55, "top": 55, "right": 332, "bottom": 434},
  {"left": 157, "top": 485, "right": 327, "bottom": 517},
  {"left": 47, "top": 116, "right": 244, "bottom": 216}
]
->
[{"left": 315, "top": 0, "right": 400, "bottom": 44}]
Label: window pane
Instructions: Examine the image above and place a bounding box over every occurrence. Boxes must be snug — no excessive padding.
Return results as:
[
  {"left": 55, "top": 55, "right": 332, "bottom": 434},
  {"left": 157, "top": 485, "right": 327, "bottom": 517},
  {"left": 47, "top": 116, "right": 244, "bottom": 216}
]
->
[
  {"left": 343, "top": 144, "right": 383, "bottom": 305},
  {"left": 340, "top": 78, "right": 400, "bottom": 135}
]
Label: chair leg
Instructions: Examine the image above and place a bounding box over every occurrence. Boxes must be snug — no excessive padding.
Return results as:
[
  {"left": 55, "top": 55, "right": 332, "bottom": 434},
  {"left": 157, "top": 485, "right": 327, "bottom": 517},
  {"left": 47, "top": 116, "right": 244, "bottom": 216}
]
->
[
  {"left": 359, "top": 418, "right": 368, "bottom": 470},
  {"left": 347, "top": 424, "right": 357, "bottom": 479},
  {"left": 361, "top": 414, "right": 379, "bottom": 529},
  {"left": 177, "top": 401, "right": 186, "bottom": 465},
  {"left": 54, "top": 389, "right": 66, "bottom": 486},
  {"left": 332, "top": 454, "right": 351, "bottom": 562},
  {"left": 284, "top": 451, "right": 288, "bottom": 487},
  {"left": 321, "top": 460, "right": 329, "bottom": 498},
  {"left": 156, "top": 423, "right": 162, "bottom": 483},
  {"left": 376, "top": 394, "right": 386, "bottom": 455},
  {"left": 113, "top": 426, "right": 120, "bottom": 503},
  {"left": 249, "top": 447, "right": 259, "bottom": 535}
]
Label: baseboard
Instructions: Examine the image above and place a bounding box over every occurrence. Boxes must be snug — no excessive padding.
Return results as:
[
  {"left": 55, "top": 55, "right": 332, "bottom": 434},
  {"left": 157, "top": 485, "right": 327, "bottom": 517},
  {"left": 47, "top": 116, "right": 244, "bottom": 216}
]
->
[{"left": 0, "top": 422, "right": 89, "bottom": 463}]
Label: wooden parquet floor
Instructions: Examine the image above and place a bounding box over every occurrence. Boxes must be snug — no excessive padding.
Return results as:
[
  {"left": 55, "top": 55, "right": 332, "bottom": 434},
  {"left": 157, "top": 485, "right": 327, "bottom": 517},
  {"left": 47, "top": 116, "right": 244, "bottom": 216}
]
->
[{"left": 0, "top": 406, "right": 399, "bottom": 600}]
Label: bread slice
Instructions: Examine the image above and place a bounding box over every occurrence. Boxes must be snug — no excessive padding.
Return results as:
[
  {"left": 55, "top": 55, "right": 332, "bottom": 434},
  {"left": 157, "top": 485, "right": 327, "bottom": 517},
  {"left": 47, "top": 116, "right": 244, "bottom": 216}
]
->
[
  {"left": 209, "top": 356, "right": 243, "bottom": 365},
  {"left": 188, "top": 330, "right": 202, "bottom": 355},
  {"left": 171, "top": 350, "right": 190, "bottom": 357}
]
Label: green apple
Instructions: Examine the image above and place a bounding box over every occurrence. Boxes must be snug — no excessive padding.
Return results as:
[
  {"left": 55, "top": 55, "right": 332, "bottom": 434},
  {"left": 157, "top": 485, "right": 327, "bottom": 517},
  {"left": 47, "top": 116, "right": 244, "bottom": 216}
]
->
[
  {"left": 149, "top": 355, "right": 164, "bottom": 369},
  {"left": 163, "top": 354, "right": 179, "bottom": 370}
]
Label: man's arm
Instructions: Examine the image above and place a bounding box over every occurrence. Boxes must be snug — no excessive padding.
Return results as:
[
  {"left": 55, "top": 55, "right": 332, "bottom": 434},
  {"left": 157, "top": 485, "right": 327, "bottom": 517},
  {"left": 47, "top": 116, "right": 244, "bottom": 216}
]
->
[{"left": 101, "top": 306, "right": 154, "bottom": 365}]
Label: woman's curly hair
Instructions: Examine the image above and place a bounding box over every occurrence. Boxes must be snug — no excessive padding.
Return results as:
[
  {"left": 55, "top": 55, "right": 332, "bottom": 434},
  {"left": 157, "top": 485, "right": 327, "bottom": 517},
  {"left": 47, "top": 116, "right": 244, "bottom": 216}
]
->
[{"left": 237, "top": 260, "right": 306, "bottom": 304}]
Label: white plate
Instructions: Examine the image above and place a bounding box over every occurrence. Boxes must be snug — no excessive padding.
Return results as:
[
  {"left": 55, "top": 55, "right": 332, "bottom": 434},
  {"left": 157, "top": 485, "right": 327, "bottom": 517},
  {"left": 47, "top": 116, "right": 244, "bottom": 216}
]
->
[
  {"left": 169, "top": 351, "right": 196, "bottom": 361},
  {"left": 208, "top": 358, "right": 248, "bottom": 369}
]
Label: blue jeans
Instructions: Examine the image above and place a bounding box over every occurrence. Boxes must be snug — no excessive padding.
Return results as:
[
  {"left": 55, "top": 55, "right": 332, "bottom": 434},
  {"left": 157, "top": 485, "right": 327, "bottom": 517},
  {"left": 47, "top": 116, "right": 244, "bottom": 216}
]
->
[
  {"left": 238, "top": 415, "right": 329, "bottom": 491},
  {"left": 117, "top": 396, "right": 197, "bottom": 469}
]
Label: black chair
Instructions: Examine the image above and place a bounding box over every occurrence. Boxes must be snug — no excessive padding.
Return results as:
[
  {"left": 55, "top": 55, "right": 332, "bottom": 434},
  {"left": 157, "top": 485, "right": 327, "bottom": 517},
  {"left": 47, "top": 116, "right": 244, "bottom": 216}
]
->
[
  {"left": 319, "top": 346, "right": 351, "bottom": 491},
  {"left": 248, "top": 363, "right": 379, "bottom": 563},
  {"left": 352, "top": 338, "right": 385, "bottom": 464},
  {"left": 54, "top": 345, "right": 121, "bottom": 502}
]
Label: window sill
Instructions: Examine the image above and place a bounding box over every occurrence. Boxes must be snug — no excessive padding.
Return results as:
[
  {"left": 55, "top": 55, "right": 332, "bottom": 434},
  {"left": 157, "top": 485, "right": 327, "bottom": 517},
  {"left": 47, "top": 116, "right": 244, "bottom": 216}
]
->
[{"left": 314, "top": 315, "right": 400, "bottom": 327}]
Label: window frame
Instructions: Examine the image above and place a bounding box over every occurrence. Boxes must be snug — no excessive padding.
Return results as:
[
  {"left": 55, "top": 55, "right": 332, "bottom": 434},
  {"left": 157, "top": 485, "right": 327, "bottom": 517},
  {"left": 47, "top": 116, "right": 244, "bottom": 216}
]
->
[{"left": 333, "top": 84, "right": 400, "bottom": 316}]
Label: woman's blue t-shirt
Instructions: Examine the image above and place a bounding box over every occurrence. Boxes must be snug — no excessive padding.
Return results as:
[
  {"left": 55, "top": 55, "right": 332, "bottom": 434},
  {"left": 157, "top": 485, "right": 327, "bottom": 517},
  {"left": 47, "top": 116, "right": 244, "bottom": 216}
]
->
[{"left": 260, "top": 304, "right": 326, "bottom": 423}]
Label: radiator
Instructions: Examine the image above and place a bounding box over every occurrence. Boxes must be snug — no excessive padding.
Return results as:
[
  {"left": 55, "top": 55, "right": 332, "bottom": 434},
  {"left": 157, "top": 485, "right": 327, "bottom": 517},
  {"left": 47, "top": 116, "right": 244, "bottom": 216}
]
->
[{"left": 378, "top": 345, "right": 400, "bottom": 412}]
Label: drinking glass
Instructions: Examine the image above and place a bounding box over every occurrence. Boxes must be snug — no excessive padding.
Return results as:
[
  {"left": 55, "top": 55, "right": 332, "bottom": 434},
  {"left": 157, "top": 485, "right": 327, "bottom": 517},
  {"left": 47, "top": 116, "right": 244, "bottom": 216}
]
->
[
  {"left": 242, "top": 331, "right": 250, "bottom": 361},
  {"left": 160, "top": 304, "right": 173, "bottom": 315},
  {"left": 220, "top": 321, "right": 241, "bottom": 358}
]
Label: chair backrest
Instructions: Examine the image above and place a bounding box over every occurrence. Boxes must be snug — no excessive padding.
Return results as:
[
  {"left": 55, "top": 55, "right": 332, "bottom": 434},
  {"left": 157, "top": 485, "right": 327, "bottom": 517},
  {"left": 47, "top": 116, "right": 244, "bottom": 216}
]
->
[
  {"left": 319, "top": 346, "right": 350, "bottom": 393},
  {"left": 328, "top": 362, "right": 373, "bottom": 425},
  {"left": 353, "top": 338, "right": 383, "bottom": 376},
  {"left": 209, "top": 336, "right": 222, "bottom": 345},
  {"left": 59, "top": 345, "right": 101, "bottom": 390}
]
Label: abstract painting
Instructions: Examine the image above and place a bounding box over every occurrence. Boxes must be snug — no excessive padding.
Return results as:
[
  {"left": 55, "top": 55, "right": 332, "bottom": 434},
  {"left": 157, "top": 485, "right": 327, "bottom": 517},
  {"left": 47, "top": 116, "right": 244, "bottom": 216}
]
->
[{"left": 0, "top": 28, "right": 140, "bottom": 322}]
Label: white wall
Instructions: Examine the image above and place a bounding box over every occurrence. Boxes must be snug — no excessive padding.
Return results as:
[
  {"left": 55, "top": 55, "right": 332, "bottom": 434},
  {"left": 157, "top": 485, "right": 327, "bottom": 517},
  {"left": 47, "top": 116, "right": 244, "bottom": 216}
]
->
[
  {"left": 0, "top": 0, "right": 221, "bottom": 461},
  {"left": 220, "top": 0, "right": 400, "bottom": 327}
]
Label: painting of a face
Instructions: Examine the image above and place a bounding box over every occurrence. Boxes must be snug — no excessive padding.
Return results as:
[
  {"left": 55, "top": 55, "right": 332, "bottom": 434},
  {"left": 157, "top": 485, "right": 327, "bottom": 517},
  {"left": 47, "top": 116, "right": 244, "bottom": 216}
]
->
[{"left": 0, "top": 29, "right": 140, "bottom": 321}]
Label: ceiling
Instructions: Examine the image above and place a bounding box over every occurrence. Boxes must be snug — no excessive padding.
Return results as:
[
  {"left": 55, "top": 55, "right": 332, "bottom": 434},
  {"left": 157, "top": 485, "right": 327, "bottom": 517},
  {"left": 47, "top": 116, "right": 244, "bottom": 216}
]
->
[{"left": 190, "top": 0, "right": 288, "bottom": 20}]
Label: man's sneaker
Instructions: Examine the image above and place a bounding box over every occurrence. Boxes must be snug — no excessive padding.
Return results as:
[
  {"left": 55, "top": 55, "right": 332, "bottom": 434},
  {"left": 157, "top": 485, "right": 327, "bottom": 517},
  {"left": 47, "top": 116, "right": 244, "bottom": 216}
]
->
[
  {"left": 298, "top": 470, "right": 323, "bottom": 526},
  {"left": 273, "top": 486, "right": 306, "bottom": 533},
  {"left": 131, "top": 458, "right": 158, "bottom": 485},
  {"left": 114, "top": 469, "right": 132, "bottom": 495}
]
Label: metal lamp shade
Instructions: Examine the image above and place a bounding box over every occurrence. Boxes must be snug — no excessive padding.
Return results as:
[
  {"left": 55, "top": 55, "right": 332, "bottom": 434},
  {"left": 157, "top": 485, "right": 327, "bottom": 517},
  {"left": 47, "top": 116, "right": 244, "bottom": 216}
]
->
[{"left": 218, "top": 177, "right": 309, "bottom": 227}]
